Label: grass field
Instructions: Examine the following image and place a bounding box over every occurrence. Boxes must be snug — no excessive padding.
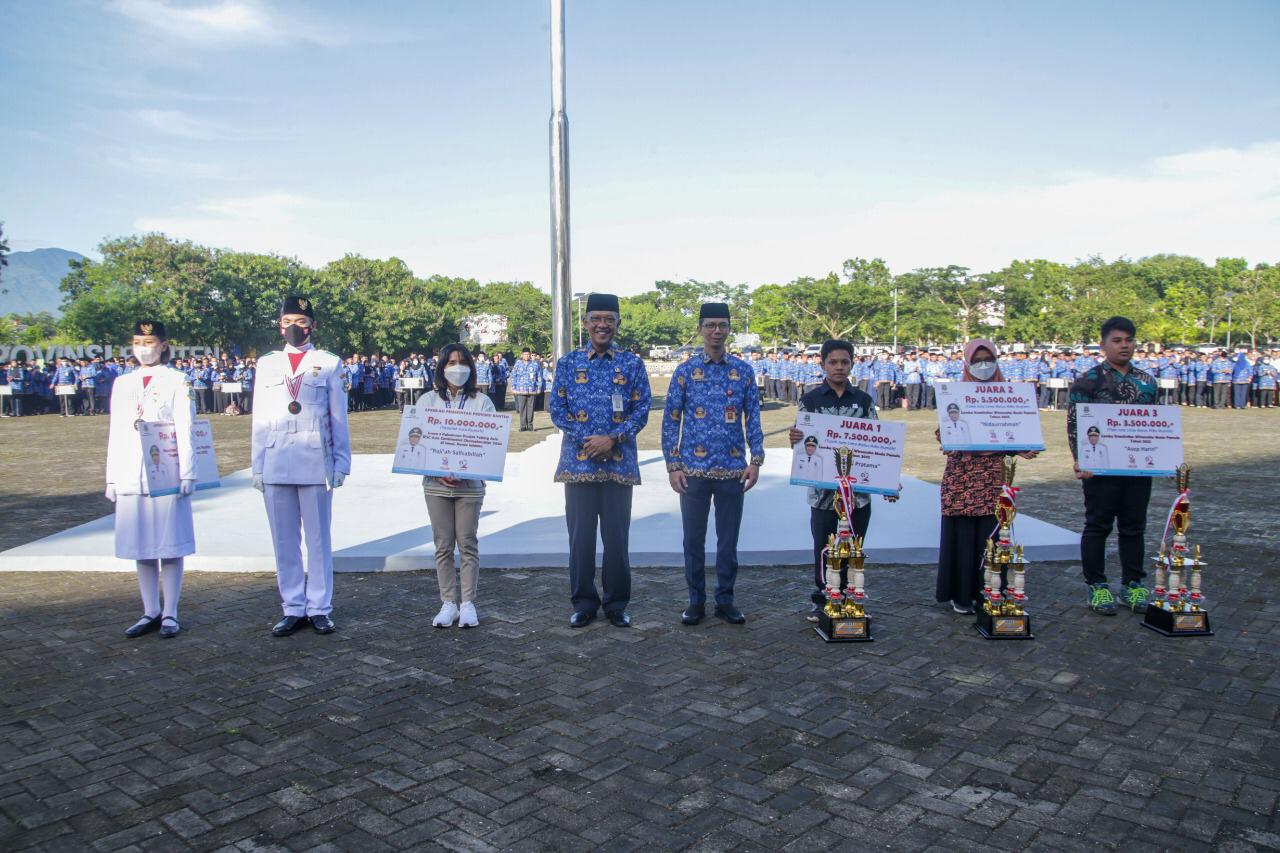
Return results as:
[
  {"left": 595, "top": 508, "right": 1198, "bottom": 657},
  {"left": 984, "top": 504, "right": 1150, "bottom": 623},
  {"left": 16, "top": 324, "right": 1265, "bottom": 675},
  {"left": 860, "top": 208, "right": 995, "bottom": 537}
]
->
[{"left": 2, "top": 377, "right": 1278, "bottom": 564}]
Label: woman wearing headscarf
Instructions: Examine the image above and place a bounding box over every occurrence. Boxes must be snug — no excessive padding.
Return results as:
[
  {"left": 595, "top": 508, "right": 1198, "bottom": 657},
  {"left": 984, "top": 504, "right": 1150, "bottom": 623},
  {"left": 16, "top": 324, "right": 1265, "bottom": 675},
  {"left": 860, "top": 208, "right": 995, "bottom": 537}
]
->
[
  {"left": 935, "top": 339, "right": 1038, "bottom": 614},
  {"left": 106, "top": 320, "right": 198, "bottom": 638}
]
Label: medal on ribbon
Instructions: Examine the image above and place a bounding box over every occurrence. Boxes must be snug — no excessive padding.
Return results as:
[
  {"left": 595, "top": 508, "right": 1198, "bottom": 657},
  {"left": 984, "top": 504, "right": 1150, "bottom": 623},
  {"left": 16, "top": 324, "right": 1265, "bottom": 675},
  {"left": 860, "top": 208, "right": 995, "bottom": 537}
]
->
[{"left": 285, "top": 374, "right": 304, "bottom": 414}]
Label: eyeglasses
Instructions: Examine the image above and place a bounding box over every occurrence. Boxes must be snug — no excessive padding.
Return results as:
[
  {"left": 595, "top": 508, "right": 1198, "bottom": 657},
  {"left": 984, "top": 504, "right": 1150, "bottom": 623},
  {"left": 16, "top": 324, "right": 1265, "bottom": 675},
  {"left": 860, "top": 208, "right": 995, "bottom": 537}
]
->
[
  {"left": 701, "top": 322, "right": 730, "bottom": 332},
  {"left": 585, "top": 314, "right": 617, "bottom": 326}
]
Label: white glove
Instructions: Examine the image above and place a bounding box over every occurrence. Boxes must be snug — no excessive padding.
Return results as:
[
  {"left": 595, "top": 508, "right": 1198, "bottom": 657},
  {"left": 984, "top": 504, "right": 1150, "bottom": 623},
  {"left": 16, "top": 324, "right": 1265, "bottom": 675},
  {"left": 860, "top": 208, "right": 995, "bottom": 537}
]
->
[
  {"left": 104, "top": 484, "right": 117, "bottom": 503},
  {"left": 179, "top": 479, "right": 195, "bottom": 496},
  {"left": 252, "top": 474, "right": 265, "bottom": 492},
  {"left": 331, "top": 472, "right": 347, "bottom": 488}
]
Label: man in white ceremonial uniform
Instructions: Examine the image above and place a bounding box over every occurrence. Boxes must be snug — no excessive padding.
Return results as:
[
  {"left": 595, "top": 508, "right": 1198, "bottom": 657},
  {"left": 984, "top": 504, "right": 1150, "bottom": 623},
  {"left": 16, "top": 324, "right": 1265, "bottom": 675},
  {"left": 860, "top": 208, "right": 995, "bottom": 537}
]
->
[
  {"left": 252, "top": 295, "right": 352, "bottom": 637},
  {"left": 396, "top": 426, "right": 427, "bottom": 468},
  {"left": 1079, "top": 425, "right": 1110, "bottom": 470},
  {"left": 793, "top": 436, "right": 827, "bottom": 482},
  {"left": 940, "top": 403, "right": 972, "bottom": 445}
]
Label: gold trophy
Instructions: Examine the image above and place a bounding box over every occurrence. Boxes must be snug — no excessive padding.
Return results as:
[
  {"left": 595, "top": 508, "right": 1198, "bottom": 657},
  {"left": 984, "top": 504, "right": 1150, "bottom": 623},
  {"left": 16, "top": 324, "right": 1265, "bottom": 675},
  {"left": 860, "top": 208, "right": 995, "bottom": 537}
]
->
[
  {"left": 975, "top": 459, "right": 1033, "bottom": 639},
  {"left": 815, "top": 447, "right": 873, "bottom": 642},
  {"left": 1144, "top": 465, "right": 1212, "bottom": 636}
]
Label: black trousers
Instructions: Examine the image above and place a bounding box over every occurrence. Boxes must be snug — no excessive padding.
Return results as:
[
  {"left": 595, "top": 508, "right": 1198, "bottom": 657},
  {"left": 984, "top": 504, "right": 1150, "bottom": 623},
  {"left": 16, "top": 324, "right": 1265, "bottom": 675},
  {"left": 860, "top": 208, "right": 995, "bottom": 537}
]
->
[
  {"left": 1081, "top": 475, "right": 1152, "bottom": 587},
  {"left": 875, "top": 382, "right": 893, "bottom": 410},
  {"left": 680, "top": 476, "right": 744, "bottom": 608},
  {"left": 565, "top": 482, "right": 633, "bottom": 616},
  {"left": 810, "top": 502, "right": 872, "bottom": 604},
  {"left": 1212, "top": 383, "right": 1229, "bottom": 408}
]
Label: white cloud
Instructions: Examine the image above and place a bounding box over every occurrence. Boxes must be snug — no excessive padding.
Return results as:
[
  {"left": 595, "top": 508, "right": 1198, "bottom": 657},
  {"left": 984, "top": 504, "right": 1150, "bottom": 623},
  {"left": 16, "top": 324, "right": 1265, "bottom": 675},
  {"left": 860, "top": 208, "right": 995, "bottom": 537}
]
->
[
  {"left": 569, "top": 141, "right": 1280, "bottom": 292},
  {"left": 107, "top": 0, "right": 356, "bottom": 47},
  {"left": 106, "top": 153, "right": 227, "bottom": 178},
  {"left": 135, "top": 192, "right": 348, "bottom": 259},
  {"left": 129, "top": 142, "right": 1280, "bottom": 293},
  {"left": 130, "top": 108, "right": 225, "bottom": 140}
]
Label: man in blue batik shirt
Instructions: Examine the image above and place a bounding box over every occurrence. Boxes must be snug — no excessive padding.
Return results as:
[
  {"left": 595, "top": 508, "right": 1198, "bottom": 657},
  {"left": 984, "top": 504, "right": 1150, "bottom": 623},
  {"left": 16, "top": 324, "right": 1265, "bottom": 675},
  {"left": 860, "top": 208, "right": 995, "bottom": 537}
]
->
[
  {"left": 662, "top": 303, "right": 765, "bottom": 627},
  {"left": 551, "top": 293, "right": 652, "bottom": 629},
  {"left": 510, "top": 347, "right": 544, "bottom": 431}
]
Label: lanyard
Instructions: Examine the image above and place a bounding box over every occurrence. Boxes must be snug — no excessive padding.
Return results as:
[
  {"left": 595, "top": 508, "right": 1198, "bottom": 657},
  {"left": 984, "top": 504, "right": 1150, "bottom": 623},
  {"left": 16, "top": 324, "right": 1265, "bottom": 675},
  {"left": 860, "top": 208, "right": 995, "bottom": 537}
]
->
[{"left": 443, "top": 393, "right": 465, "bottom": 411}]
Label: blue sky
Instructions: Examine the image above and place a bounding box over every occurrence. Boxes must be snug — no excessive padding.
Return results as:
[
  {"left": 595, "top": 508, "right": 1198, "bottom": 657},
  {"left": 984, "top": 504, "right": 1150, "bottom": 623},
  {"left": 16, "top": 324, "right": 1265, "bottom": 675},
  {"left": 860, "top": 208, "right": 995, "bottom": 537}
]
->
[{"left": 3, "top": 0, "right": 1279, "bottom": 293}]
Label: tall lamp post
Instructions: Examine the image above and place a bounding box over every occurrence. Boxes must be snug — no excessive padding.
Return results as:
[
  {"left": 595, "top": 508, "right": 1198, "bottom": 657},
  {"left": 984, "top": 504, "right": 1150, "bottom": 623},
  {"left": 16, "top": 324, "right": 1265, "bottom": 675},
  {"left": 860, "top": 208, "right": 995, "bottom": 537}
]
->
[
  {"left": 892, "top": 287, "right": 899, "bottom": 352},
  {"left": 549, "top": 0, "right": 572, "bottom": 362},
  {"left": 1225, "top": 291, "right": 1235, "bottom": 350},
  {"left": 572, "top": 292, "right": 586, "bottom": 349}
]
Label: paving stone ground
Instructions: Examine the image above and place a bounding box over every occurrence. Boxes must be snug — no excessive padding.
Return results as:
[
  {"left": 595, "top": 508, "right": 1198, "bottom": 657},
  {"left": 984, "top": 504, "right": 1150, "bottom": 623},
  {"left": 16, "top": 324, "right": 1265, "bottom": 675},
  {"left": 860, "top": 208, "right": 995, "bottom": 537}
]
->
[
  {"left": 1, "top": 553, "right": 1277, "bottom": 852},
  {"left": 3, "top": 393, "right": 1279, "bottom": 850}
]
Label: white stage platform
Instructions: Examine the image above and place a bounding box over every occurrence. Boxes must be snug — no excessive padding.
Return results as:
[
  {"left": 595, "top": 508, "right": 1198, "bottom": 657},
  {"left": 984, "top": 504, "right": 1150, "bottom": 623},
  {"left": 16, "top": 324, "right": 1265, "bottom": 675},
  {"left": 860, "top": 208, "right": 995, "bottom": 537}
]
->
[{"left": 0, "top": 436, "right": 1078, "bottom": 572}]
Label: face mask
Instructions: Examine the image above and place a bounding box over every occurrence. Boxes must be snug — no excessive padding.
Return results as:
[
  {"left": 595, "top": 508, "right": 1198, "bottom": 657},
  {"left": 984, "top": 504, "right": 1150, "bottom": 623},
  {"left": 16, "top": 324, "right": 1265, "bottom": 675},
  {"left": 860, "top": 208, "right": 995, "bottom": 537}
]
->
[
  {"left": 282, "top": 324, "right": 310, "bottom": 347},
  {"left": 444, "top": 364, "right": 472, "bottom": 387},
  {"left": 133, "top": 345, "right": 162, "bottom": 366},
  {"left": 970, "top": 361, "right": 997, "bottom": 381}
]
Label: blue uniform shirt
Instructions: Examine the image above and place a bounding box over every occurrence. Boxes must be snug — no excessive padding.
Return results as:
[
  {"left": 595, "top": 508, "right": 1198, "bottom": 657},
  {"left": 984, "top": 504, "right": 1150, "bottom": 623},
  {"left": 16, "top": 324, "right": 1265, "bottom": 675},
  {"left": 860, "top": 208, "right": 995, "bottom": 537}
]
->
[
  {"left": 1255, "top": 361, "right": 1278, "bottom": 389},
  {"left": 509, "top": 358, "right": 543, "bottom": 394},
  {"left": 550, "top": 346, "right": 652, "bottom": 485},
  {"left": 662, "top": 352, "right": 765, "bottom": 478}
]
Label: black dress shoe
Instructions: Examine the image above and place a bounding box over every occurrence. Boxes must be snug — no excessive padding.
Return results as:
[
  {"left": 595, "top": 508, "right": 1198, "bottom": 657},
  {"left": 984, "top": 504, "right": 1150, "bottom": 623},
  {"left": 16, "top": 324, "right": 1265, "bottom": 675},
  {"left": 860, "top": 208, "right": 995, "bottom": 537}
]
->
[
  {"left": 681, "top": 605, "right": 705, "bottom": 626},
  {"left": 159, "top": 617, "right": 181, "bottom": 639},
  {"left": 569, "top": 610, "right": 595, "bottom": 628},
  {"left": 607, "top": 611, "right": 631, "bottom": 628},
  {"left": 714, "top": 604, "right": 746, "bottom": 624},
  {"left": 272, "top": 615, "right": 307, "bottom": 637},
  {"left": 310, "top": 615, "right": 336, "bottom": 634},
  {"left": 125, "top": 615, "right": 161, "bottom": 639}
]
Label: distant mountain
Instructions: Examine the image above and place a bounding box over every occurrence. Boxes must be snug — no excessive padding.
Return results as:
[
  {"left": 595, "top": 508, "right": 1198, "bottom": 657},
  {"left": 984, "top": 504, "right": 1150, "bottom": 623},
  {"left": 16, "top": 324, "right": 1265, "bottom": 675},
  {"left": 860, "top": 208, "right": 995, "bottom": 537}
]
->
[{"left": 0, "top": 248, "right": 85, "bottom": 317}]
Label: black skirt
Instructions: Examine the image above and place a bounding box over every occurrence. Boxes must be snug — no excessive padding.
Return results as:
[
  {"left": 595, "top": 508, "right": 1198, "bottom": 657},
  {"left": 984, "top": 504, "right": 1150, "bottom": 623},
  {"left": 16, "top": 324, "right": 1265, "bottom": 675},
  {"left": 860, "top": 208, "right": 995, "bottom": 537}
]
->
[{"left": 936, "top": 514, "right": 997, "bottom": 606}]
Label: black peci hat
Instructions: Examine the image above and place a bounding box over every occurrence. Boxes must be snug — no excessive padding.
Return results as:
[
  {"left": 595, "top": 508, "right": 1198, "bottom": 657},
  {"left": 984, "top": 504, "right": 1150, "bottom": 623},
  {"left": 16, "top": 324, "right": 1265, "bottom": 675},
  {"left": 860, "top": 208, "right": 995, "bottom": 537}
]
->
[
  {"left": 584, "top": 293, "right": 620, "bottom": 314},
  {"left": 281, "top": 295, "right": 315, "bottom": 319},
  {"left": 699, "top": 302, "right": 730, "bottom": 321},
  {"left": 133, "top": 320, "right": 167, "bottom": 338}
]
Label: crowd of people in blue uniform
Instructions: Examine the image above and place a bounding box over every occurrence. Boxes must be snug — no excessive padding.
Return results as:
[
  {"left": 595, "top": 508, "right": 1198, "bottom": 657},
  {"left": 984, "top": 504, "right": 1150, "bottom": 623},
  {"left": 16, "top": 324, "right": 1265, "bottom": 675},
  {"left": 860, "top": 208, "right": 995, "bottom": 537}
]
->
[
  {"left": 2, "top": 342, "right": 1275, "bottom": 418},
  {"left": 745, "top": 345, "right": 1279, "bottom": 412}
]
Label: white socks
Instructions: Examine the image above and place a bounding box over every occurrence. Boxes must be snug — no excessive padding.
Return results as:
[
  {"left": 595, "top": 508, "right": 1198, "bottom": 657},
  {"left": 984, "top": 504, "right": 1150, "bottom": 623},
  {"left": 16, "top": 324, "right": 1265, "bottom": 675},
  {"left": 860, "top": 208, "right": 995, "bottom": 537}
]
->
[
  {"left": 136, "top": 558, "right": 184, "bottom": 620},
  {"left": 136, "top": 561, "right": 161, "bottom": 618},
  {"left": 161, "top": 558, "right": 183, "bottom": 619}
]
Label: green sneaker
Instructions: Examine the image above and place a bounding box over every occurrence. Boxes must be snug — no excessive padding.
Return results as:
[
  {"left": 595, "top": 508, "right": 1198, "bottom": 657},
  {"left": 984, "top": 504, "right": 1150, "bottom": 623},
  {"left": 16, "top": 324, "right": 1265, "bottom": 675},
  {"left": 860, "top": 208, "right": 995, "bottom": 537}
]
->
[
  {"left": 1088, "top": 583, "right": 1117, "bottom": 615},
  {"left": 1120, "top": 582, "right": 1149, "bottom": 613}
]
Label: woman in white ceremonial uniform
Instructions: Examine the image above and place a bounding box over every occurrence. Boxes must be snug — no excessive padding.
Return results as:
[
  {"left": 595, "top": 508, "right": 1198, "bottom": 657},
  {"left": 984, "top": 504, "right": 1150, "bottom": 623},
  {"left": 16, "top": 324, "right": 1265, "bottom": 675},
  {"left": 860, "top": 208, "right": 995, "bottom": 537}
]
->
[
  {"left": 106, "top": 320, "right": 198, "bottom": 639},
  {"left": 422, "top": 343, "right": 495, "bottom": 629}
]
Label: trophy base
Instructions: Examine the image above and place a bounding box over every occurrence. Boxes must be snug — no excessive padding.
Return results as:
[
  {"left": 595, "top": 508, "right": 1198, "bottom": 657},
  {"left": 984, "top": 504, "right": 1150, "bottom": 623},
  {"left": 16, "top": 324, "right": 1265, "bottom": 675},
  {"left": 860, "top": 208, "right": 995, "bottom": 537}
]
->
[
  {"left": 814, "top": 612, "right": 873, "bottom": 642},
  {"left": 1142, "top": 605, "right": 1213, "bottom": 637},
  {"left": 974, "top": 608, "right": 1034, "bottom": 640}
]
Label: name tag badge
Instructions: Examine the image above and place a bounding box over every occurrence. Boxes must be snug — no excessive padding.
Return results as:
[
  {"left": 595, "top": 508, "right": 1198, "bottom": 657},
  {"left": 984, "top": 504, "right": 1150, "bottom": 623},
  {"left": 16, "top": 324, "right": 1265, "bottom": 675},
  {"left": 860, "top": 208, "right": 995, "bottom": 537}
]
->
[{"left": 612, "top": 394, "right": 625, "bottom": 413}]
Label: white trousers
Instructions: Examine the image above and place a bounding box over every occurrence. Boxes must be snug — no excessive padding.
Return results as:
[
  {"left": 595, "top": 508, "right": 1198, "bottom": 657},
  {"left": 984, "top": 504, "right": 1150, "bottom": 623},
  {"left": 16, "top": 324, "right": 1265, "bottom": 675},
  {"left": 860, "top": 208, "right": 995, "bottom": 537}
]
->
[{"left": 263, "top": 484, "right": 334, "bottom": 617}]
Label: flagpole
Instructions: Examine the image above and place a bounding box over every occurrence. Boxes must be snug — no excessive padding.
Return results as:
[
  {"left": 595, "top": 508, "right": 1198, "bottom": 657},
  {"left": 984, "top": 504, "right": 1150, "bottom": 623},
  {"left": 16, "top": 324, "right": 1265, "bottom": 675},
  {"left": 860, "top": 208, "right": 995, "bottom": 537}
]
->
[{"left": 549, "top": 0, "right": 572, "bottom": 361}]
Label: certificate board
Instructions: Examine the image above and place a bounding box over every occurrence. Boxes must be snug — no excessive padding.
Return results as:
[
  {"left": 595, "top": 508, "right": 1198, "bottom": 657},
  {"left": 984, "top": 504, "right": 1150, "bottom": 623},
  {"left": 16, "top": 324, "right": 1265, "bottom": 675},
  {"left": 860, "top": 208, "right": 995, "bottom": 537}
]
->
[
  {"left": 790, "top": 411, "right": 904, "bottom": 496},
  {"left": 935, "top": 382, "right": 1045, "bottom": 452},
  {"left": 191, "top": 419, "right": 221, "bottom": 491},
  {"left": 391, "top": 403, "right": 512, "bottom": 481},
  {"left": 1075, "top": 403, "right": 1183, "bottom": 476},
  {"left": 138, "top": 421, "right": 182, "bottom": 497}
]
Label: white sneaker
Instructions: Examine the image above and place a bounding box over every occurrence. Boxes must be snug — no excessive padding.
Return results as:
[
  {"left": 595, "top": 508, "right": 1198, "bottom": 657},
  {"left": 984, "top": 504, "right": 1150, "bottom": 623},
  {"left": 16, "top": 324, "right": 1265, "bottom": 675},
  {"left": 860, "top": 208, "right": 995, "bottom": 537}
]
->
[
  {"left": 432, "top": 601, "right": 459, "bottom": 628},
  {"left": 458, "top": 601, "right": 479, "bottom": 628}
]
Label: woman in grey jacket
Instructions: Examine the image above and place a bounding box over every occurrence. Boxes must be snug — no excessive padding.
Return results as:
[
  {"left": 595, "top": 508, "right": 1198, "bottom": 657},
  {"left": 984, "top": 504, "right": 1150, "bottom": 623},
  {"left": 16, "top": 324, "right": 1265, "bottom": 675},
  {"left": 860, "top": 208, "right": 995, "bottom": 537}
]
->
[{"left": 422, "top": 343, "right": 495, "bottom": 628}]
